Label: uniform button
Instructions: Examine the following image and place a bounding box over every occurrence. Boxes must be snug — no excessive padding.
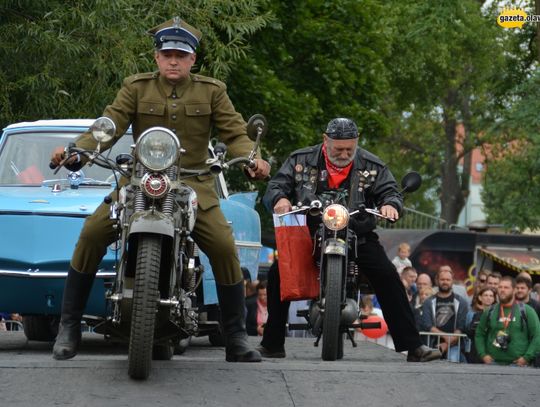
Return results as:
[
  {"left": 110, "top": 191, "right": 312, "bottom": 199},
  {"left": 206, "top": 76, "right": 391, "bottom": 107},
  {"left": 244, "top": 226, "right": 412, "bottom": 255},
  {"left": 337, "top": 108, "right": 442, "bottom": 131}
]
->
[
  {"left": 172, "top": 103, "right": 177, "bottom": 108},
  {"left": 172, "top": 115, "right": 177, "bottom": 120},
  {"left": 196, "top": 109, "right": 200, "bottom": 114},
  {"left": 150, "top": 108, "right": 154, "bottom": 112},
  {"left": 172, "top": 94, "right": 177, "bottom": 99}
]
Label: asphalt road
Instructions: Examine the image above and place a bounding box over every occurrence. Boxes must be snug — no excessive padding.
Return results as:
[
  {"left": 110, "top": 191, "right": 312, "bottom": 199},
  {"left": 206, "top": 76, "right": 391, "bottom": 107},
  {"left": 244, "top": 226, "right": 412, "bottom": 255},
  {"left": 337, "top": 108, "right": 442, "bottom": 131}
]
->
[{"left": 0, "top": 331, "right": 539, "bottom": 407}]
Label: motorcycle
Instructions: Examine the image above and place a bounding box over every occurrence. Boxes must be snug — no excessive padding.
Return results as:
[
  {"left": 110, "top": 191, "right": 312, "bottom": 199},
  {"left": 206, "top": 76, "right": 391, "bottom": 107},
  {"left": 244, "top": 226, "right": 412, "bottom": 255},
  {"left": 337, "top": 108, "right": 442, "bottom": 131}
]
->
[
  {"left": 280, "top": 172, "right": 421, "bottom": 361},
  {"left": 51, "top": 114, "right": 267, "bottom": 379}
]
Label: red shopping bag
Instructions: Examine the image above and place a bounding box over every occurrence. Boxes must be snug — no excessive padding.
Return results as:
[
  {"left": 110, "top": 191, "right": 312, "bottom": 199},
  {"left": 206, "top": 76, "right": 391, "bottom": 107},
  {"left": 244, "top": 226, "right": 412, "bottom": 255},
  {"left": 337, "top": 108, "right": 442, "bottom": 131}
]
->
[{"left": 274, "top": 214, "right": 319, "bottom": 301}]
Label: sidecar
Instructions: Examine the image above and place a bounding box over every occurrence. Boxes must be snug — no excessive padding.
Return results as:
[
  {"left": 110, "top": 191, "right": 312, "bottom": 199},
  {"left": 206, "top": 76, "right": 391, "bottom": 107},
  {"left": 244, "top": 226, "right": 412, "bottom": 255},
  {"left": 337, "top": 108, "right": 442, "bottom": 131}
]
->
[{"left": 0, "top": 119, "right": 261, "bottom": 340}]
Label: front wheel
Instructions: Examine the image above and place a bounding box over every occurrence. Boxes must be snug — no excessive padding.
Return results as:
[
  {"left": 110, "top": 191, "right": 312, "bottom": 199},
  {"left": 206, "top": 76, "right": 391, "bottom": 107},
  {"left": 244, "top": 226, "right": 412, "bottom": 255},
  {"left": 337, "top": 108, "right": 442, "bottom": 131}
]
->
[
  {"left": 128, "top": 234, "right": 162, "bottom": 380},
  {"left": 321, "top": 254, "right": 344, "bottom": 361}
]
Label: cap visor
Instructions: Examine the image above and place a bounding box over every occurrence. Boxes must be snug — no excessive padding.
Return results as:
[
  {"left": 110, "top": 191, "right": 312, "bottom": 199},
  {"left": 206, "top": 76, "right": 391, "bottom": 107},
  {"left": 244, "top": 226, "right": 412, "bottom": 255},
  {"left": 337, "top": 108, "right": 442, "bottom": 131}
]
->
[{"left": 159, "top": 41, "right": 194, "bottom": 53}]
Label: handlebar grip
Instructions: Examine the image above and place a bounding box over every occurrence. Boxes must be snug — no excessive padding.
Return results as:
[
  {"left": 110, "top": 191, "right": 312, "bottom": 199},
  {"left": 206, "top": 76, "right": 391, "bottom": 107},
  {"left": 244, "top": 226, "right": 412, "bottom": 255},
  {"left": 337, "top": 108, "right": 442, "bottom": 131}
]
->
[
  {"left": 49, "top": 161, "right": 58, "bottom": 170},
  {"left": 359, "top": 322, "right": 382, "bottom": 330}
]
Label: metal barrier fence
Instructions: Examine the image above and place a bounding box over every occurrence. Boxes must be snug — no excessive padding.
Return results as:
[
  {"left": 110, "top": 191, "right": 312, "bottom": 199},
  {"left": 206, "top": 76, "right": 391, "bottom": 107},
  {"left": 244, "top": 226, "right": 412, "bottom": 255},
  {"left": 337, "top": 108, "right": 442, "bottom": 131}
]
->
[
  {"left": 419, "top": 331, "right": 468, "bottom": 363},
  {"left": 383, "top": 207, "right": 449, "bottom": 230},
  {"left": 0, "top": 320, "right": 23, "bottom": 331}
]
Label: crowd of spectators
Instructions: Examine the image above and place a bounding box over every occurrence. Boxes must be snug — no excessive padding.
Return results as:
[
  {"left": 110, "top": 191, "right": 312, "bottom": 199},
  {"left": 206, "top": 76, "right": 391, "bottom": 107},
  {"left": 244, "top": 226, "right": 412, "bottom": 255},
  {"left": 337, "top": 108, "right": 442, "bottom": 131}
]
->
[{"left": 249, "top": 240, "right": 540, "bottom": 368}]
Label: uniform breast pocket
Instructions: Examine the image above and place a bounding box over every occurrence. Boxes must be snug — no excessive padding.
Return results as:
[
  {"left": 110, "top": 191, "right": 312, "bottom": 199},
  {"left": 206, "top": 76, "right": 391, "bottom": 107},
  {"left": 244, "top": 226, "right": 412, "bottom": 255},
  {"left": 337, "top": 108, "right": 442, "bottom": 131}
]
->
[
  {"left": 185, "top": 103, "right": 211, "bottom": 135},
  {"left": 137, "top": 101, "right": 166, "bottom": 127}
]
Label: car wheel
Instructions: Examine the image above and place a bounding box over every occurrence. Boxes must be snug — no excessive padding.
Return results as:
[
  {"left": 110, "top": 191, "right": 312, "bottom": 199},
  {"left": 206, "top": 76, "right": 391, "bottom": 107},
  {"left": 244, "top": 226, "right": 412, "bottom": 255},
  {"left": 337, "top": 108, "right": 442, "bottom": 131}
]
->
[{"left": 22, "top": 315, "right": 59, "bottom": 341}]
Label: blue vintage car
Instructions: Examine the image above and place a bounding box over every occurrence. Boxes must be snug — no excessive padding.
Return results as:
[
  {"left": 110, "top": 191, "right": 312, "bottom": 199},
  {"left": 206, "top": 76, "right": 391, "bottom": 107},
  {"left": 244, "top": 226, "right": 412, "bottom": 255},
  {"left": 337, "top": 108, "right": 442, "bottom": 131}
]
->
[{"left": 0, "top": 119, "right": 261, "bottom": 341}]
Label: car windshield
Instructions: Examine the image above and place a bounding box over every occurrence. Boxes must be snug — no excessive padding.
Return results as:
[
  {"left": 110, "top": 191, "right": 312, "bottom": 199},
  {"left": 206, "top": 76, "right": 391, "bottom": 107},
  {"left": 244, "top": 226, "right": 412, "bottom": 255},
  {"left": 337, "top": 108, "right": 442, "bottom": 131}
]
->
[{"left": 0, "top": 130, "right": 133, "bottom": 186}]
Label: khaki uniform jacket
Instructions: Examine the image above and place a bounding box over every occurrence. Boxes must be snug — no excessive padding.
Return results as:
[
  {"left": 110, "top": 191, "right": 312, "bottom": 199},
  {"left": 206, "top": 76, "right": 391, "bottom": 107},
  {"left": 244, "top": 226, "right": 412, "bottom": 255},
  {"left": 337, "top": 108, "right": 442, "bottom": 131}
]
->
[{"left": 75, "top": 71, "right": 255, "bottom": 210}]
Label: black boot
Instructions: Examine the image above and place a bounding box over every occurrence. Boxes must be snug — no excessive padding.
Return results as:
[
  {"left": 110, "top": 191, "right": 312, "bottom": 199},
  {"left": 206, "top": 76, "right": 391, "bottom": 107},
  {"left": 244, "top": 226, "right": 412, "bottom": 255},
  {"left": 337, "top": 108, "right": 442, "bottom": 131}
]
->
[
  {"left": 216, "top": 282, "right": 262, "bottom": 362},
  {"left": 52, "top": 268, "right": 95, "bottom": 360}
]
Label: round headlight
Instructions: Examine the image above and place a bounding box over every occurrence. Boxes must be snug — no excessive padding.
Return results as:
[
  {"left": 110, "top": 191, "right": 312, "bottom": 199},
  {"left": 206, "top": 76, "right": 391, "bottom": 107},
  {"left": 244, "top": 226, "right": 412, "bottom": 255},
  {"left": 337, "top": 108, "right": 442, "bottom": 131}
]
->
[
  {"left": 90, "top": 117, "right": 116, "bottom": 143},
  {"left": 322, "top": 204, "right": 350, "bottom": 231},
  {"left": 136, "top": 127, "right": 180, "bottom": 171}
]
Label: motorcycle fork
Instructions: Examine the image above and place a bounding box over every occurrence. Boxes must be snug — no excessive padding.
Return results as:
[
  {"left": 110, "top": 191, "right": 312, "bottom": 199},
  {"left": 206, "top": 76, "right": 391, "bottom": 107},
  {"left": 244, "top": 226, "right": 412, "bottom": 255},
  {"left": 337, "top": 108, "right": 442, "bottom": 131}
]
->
[{"left": 314, "top": 232, "right": 349, "bottom": 346}]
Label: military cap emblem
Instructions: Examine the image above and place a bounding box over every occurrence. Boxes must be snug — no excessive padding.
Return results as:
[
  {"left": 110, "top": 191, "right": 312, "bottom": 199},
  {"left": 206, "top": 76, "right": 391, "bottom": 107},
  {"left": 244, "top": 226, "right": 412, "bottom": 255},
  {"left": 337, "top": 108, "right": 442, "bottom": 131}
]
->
[{"left": 148, "top": 16, "right": 202, "bottom": 54}]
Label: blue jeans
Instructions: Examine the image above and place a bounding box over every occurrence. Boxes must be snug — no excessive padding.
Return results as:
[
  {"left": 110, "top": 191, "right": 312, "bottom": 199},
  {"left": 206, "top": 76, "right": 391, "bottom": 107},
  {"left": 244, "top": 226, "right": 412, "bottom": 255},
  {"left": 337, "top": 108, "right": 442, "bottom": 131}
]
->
[{"left": 446, "top": 345, "right": 467, "bottom": 363}]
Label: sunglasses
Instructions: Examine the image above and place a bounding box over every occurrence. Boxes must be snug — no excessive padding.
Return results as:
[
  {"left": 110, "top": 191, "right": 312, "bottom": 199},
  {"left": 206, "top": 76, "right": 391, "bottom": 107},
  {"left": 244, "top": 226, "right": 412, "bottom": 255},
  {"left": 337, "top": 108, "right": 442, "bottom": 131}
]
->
[{"left": 478, "top": 278, "right": 487, "bottom": 283}]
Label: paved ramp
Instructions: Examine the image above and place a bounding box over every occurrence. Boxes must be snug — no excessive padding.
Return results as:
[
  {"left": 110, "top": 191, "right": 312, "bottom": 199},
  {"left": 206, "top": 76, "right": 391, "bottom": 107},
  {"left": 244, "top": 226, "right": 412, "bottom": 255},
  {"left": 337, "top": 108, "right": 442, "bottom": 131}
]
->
[{"left": 0, "top": 332, "right": 538, "bottom": 407}]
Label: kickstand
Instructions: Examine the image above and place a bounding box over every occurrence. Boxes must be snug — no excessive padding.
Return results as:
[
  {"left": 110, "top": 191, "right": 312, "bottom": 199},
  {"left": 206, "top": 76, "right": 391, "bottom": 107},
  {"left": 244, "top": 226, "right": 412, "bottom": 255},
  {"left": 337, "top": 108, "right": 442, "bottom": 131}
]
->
[
  {"left": 314, "top": 334, "right": 322, "bottom": 347},
  {"left": 346, "top": 329, "right": 357, "bottom": 347}
]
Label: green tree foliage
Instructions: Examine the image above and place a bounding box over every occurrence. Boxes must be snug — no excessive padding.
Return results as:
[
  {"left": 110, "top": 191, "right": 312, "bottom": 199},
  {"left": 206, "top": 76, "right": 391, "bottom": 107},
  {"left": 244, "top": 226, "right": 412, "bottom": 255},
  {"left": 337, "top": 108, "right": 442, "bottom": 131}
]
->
[
  {"left": 2, "top": 0, "right": 538, "bottom": 233},
  {"left": 482, "top": 70, "right": 540, "bottom": 231},
  {"left": 225, "top": 0, "right": 395, "bottom": 230},
  {"left": 383, "top": 0, "right": 521, "bottom": 225},
  {"left": 228, "top": 0, "right": 392, "bottom": 161},
  {"left": 0, "top": 0, "right": 272, "bottom": 128}
]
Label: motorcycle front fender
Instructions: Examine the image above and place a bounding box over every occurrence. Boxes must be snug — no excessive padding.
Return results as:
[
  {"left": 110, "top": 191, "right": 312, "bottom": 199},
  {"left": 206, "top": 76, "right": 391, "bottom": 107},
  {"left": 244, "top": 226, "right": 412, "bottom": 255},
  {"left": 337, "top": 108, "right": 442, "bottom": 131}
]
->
[
  {"left": 128, "top": 211, "right": 175, "bottom": 237},
  {"left": 323, "top": 238, "right": 347, "bottom": 256}
]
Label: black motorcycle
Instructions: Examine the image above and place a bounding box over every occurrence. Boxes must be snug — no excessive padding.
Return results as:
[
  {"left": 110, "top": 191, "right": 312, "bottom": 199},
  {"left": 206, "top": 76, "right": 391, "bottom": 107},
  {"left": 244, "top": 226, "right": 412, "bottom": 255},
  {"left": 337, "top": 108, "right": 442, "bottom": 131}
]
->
[{"left": 281, "top": 172, "right": 421, "bottom": 361}]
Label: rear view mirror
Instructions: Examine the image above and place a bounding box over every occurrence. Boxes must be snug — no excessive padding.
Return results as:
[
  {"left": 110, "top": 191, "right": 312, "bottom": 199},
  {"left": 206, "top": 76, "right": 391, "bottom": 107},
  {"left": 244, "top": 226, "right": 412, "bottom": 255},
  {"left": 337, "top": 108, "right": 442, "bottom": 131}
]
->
[
  {"left": 246, "top": 114, "right": 267, "bottom": 142},
  {"left": 401, "top": 171, "right": 422, "bottom": 193}
]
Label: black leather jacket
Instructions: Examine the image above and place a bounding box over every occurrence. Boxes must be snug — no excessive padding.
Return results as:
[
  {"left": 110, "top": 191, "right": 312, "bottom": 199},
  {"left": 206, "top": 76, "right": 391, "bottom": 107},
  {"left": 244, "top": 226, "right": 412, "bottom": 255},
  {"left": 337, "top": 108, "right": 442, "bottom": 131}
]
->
[{"left": 263, "top": 143, "right": 403, "bottom": 234}]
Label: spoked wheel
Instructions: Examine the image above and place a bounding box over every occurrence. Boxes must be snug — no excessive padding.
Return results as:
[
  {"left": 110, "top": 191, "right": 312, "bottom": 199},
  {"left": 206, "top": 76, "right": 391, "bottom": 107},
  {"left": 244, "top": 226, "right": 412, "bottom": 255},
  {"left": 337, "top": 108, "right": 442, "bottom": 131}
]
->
[
  {"left": 128, "top": 234, "right": 161, "bottom": 380},
  {"left": 321, "top": 254, "right": 344, "bottom": 361}
]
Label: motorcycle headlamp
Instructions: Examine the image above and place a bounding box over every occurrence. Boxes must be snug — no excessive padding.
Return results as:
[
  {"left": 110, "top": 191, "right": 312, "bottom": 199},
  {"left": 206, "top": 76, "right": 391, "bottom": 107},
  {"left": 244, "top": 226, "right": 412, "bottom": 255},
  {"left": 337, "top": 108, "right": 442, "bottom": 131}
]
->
[
  {"left": 322, "top": 204, "right": 350, "bottom": 231},
  {"left": 135, "top": 127, "right": 180, "bottom": 171},
  {"left": 90, "top": 117, "right": 116, "bottom": 143}
]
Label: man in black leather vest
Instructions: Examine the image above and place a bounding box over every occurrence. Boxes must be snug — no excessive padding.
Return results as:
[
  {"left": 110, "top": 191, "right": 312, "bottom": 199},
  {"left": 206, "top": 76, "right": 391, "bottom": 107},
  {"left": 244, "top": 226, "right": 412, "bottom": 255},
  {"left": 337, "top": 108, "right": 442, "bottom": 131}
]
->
[{"left": 258, "top": 118, "right": 441, "bottom": 362}]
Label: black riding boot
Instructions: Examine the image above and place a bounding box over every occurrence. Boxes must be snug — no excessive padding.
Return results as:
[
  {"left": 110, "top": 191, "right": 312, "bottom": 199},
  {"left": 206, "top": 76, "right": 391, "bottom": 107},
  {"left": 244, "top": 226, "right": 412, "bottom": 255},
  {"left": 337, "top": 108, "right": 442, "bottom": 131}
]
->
[
  {"left": 52, "top": 268, "right": 95, "bottom": 360},
  {"left": 216, "top": 282, "right": 262, "bottom": 362}
]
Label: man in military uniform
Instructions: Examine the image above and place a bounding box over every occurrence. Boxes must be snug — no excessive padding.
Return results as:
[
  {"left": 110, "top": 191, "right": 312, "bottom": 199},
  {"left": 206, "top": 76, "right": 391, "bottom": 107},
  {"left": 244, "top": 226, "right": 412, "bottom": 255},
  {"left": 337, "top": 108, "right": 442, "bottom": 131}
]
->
[
  {"left": 50, "top": 17, "right": 270, "bottom": 362},
  {"left": 258, "top": 118, "right": 441, "bottom": 362}
]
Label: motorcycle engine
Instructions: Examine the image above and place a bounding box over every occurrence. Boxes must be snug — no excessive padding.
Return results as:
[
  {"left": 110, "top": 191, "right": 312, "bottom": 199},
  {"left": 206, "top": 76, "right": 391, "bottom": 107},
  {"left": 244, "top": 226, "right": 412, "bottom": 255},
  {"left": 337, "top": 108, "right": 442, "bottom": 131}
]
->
[{"left": 340, "top": 298, "right": 359, "bottom": 325}]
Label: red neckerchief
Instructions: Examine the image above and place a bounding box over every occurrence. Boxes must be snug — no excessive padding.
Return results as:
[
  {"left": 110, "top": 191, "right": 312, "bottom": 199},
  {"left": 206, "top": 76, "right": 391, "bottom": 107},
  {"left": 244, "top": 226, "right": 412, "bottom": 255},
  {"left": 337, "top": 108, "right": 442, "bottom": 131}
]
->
[{"left": 322, "top": 142, "right": 353, "bottom": 189}]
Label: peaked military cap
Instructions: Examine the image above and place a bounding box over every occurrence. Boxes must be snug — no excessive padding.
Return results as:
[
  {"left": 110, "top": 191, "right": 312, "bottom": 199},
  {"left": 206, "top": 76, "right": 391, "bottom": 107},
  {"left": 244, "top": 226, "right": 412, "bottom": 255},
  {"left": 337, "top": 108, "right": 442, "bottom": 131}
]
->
[
  {"left": 148, "top": 16, "right": 202, "bottom": 53},
  {"left": 324, "top": 118, "right": 359, "bottom": 139}
]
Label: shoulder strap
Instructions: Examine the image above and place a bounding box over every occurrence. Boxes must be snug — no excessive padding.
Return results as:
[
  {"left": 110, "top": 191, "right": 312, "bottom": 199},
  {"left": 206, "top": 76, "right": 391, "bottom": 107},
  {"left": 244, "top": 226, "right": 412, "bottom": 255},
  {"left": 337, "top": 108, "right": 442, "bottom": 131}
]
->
[
  {"left": 486, "top": 304, "right": 496, "bottom": 330},
  {"left": 517, "top": 302, "right": 530, "bottom": 336}
]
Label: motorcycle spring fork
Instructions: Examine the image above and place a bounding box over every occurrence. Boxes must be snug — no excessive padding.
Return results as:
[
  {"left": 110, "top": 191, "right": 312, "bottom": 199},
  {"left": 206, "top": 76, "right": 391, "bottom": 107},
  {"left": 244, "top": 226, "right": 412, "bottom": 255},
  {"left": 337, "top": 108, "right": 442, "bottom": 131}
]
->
[
  {"left": 161, "top": 167, "right": 177, "bottom": 215},
  {"left": 134, "top": 189, "right": 145, "bottom": 212},
  {"left": 348, "top": 261, "right": 358, "bottom": 280}
]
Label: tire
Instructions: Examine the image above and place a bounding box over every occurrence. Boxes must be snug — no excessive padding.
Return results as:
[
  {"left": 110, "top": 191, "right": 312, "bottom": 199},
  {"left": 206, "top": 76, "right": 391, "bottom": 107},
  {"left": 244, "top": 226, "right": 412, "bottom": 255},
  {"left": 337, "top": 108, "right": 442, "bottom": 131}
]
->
[
  {"left": 209, "top": 331, "right": 226, "bottom": 347},
  {"left": 22, "top": 315, "right": 59, "bottom": 341},
  {"left": 128, "top": 234, "right": 161, "bottom": 380},
  {"left": 174, "top": 337, "right": 191, "bottom": 355},
  {"left": 321, "top": 254, "right": 343, "bottom": 361},
  {"left": 337, "top": 334, "right": 344, "bottom": 360},
  {"left": 153, "top": 340, "right": 175, "bottom": 360},
  {"left": 207, "top": 307, "right": 225, "bottom": 347}
]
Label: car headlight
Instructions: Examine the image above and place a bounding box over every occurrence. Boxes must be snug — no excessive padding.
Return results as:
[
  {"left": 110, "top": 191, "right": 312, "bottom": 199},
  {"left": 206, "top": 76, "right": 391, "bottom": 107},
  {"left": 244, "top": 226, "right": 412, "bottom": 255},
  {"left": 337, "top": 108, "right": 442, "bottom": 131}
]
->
[
  {"left": 135, "top": 127, "right": 180, "bottom": 171},
  {"left": 322, "top": 204, "right": 350, "bottom": 231}
]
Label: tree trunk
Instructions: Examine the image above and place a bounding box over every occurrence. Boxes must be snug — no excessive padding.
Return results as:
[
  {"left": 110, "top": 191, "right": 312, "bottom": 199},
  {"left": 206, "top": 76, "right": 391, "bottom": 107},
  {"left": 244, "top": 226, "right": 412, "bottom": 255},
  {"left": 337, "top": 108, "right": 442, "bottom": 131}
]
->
[{"left": 440, "top": 89, "right": 465, "bottom": 225}]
